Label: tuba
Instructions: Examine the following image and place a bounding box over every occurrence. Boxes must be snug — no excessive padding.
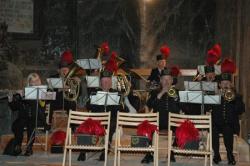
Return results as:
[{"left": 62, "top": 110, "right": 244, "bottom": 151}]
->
[
  {"left": 63, "top": 63, "right": 85, "bottom": 101},
  {"left": 222, "top": 88, "right": 235, "bottom": 102}
]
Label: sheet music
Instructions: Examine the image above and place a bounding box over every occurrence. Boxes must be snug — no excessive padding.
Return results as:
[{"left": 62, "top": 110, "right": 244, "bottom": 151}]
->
[
  {"left": 184, "top": 81, "right": 218, "bottom": 92},
  {"left": 47, "top": 78, "right": 63, "bottom": 89},
  {"left": 76, "top": 59, "right": 101, "bottom": 69},
  {"left": 112, "top": 76, "right": 118, "bottom": 90},
  {"left": 24, "top": 85, "right": 55, "bottom": 100},
  {"left": 86, "top": 76, "right": 100, "bottom": 88},
  {"left": 90, "top": 91, "right": 120, "bottom": 105},
  {"left": 179, "top": 91, "right": 220, "bottom": 104},
  {"left": 197, "top": 65, "right": 221, "bottom": 75}
]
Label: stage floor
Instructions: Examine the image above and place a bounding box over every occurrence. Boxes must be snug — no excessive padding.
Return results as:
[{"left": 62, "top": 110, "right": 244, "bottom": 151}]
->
[{"left": 0, "top": 151, "right": 250, "bottom": 166}]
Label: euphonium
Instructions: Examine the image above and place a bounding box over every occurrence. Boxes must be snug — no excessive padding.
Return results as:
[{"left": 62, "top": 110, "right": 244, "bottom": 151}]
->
[
  {"left": 222, "top": 88, "right": 235, "bottom": 102},
  {"left": 167, "top": 86, "right": 177, "bottom": 98},
  {"left": 63, "top": 63, "right": 84, "bottom": 101}
]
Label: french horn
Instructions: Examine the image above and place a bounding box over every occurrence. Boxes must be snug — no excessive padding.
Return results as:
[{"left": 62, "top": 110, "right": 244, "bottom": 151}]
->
[{"left": 63, "top": 63, "right": 84, "bottom": 101}]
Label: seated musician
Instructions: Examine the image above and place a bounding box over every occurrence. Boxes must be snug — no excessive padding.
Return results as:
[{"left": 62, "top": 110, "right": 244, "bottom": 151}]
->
[
  {"left": 49, "top": 50, "right": 88, "bottom": 122},
  {"left": 142, "top": 67, "right": 180, "bottom": 164},
  {"left": 212, "top": 59, "right": 245, "bottom": 165},
  {"left": 8, "top": 73, "right": 48, "bottom": 156},
  {"left": 78, "top": 69, "right": 122, "bottom": 161},
  {"left": 147, "top": 45, "right": 170, "bottom": 88}
]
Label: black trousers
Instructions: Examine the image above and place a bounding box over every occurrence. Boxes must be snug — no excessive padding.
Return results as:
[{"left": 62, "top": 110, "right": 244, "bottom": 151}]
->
[
  {"left": 212, "top": 125, "right": 234, "bottom": 156},
  {"left": 12, "top": 118, "right": 36, "bottom": 148}
]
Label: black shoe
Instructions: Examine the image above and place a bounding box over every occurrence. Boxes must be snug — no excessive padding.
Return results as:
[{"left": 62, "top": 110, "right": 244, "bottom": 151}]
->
[
  {"left": 141, "top": 153, "right": 153, "bottom": 163},
  {"left": 99, "top": 152, "right": 105, "bottom": 161},
  {"left": 24, "top": 147, "right": 33, "bottom": 156},
  {"left": 77, "top": 152, "right": 86, "bottom": 161},
  {"left": 170, "top": 152, "right": 176, "bottom": 162},
  {"left": 213, "top": 155, "right": 222, "bottom": 164},
  {"left": 228, "top": 154, "right": 236, "bottom": 165}
]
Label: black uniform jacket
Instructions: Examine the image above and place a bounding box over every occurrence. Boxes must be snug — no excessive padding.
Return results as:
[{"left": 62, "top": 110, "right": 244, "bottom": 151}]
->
[
  {"left": 212, "top": 94, "right": 245, "bottom": 135},
  {"left": 148, "top": 68, "right": 161, "bottom": 84},
  {"left": 146, "top": 88, "right": 180, "bottom": 130}
]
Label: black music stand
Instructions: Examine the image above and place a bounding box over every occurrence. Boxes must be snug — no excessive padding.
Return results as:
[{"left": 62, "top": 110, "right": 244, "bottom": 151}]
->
[{"left": 24, "top": 85, "right": 56, "bottom": 151}]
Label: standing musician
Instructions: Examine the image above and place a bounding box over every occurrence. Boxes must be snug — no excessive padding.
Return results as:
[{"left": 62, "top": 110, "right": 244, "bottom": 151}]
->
[
  {"left": 212, "top": 58, "right": 245, "bottom": 165},
  {"left": 147, "top": 45, "right": 170, "bottom": 88},
  {"left": 142, "top": 66, "right": 181, "bottom": 164},
  {"left": 184, "top": 44, "right": 221, "bottom": 115},
  {"left": 8, "top": 73, "right": 49, "bottom": 156}
]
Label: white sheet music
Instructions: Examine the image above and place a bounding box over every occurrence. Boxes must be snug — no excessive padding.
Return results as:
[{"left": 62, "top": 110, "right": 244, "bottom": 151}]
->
[
  {"left": 184, "top": 81, "right": 218, "bottom": 92},
  {"left": 112, "top": 76, "right": 118, "bottom": 90},
  {"left": 25, "top": 85, "right": 55, "bottom": 100},
  {"left": 90, "top": 91, "right": 120, "bottom": 105},
  {"left": 47, "top": 78, "right": 63, "bottom": 89},
  {"left": 76, "top": 59, "right": 101, "bottom": 69},
  {"left": 197, "top": 65, "right": 221, "bottom": 75},
  {"left": 86, "top": 76, "right": 100, "bottom": 88},
  {"left": 179, "top": 91, "right": 220, "bottom": 104}
]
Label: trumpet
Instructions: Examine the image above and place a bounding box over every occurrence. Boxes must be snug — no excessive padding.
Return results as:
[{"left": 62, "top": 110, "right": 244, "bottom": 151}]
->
[
  {"left": 167, "top": 86, "right": 177, "bottom": 98},
  {"left": 221, "top": 88, "right": 235, "bottom": 102}
]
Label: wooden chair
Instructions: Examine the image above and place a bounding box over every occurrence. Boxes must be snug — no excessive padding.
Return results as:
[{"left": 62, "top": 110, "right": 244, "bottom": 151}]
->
[
  {"left": 167, "top": 113, "right": 212, "bottom": 166},
  {"left": 62, "top": 110, "right": 111, "bottom": 166},
  {"left": 114, "top": 112, "right": 159, "bottom": 166}
]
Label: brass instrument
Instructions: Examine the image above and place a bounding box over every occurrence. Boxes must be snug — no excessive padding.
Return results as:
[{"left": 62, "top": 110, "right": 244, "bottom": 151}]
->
[
  {"left": 116, "top": 73, "right": 131, "bottom": 97},
  {"left": 222, "top": 88, "right": 235, "bottom": 102},
  {"left": 167, "top": 86, "right": 177, "bottom": 98},
  {"left": 63, "top": 63, "right": 83, "bottom": 101}
]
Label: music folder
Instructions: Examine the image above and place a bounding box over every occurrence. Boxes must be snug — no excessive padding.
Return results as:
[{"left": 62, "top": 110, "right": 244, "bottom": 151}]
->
[
  {"left": 25, "top": 85, "right": 56, "bottom": 100},
  {"left": 76, "top": 59, "right": 101, "bottom": 69},
  {"left": 90, "top": 91, "right": 120, "bottom": 106}
]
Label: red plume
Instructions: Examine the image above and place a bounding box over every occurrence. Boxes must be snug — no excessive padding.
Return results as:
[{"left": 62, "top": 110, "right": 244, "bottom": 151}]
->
[
  {"left": 75, "top": 118, "right": 106, "bottom": 136},
  {"left": 160, "top": 45, "right": 170, "bottom": 59},
  {"left": 61, "top": 50, "right": 73, "bottom": 64},
  {"left": 212, "top": 43, "right": 222, "bottom": 58},
  {"left": 206, "top": 53, "right": 219, "bottom": 66},
  {"left": 221, "top": 58, "right": 236, "bottom": 74},
  {"left": 100, "top": 42, "right": 110, "bottom": 55},
  {"left": 137, "top": 120, "right": 158, "bottom": 140},
  {"left": 50, "top": 130, "right": 66, "bottom": 145},
  {"left": 170, "top": 66, "right": 181, "bottom": 77},
  {"left": 105, "top": 51, "right": 118, "bottom": 73},
  {"left": 175, "top": 120, "right": 199, "bottom": 149}
]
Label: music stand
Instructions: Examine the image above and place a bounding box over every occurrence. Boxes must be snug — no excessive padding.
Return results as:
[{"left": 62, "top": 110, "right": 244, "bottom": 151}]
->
[
  {"left": 181, "top": 81, "right": 220, "bottom": 114},
  {"left": 25, "top": 85, "right": 56, "bottom": 150},
  {"left": 76, "top": 59, "right": 102, "bottom": 70},
  {"left": 90, "top": 91, "right": 120, "bottom": 112},
  {"left": 47, "top": 77, "right": 68, "bottom": 112}
]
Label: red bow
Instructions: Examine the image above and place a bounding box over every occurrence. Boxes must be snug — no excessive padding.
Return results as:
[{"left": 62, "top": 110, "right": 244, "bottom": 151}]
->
[{"left": 75, "top": 118, "right": 106, "bottom": 136}]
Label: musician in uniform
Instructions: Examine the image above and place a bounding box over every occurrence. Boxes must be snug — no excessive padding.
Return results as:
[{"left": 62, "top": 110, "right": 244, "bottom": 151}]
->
[
  {"left": 78, "top": 69, "right": 122, "bottom": 161},
  {"left": 212, "top": 59, "right": 245, "bottom": 165},
  {"left": 49, "top": 50, "right": 88, "bottom": 122},
  {"left": 142, "top": 67, "right": 180, "bottom": 164},
  {"left": 9, "top": 73, "right": 48, "bottom": 156},
  {"left": 147, "top": 45, "right": 170, "bottom": 87}
]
